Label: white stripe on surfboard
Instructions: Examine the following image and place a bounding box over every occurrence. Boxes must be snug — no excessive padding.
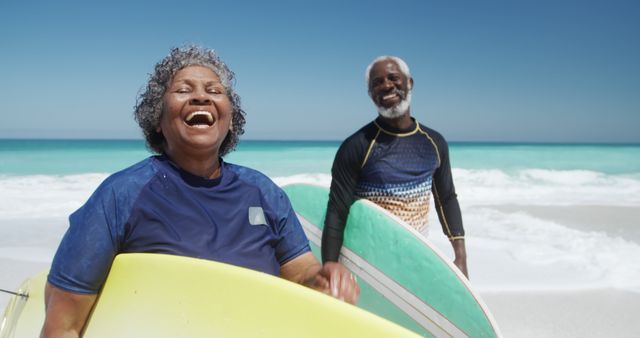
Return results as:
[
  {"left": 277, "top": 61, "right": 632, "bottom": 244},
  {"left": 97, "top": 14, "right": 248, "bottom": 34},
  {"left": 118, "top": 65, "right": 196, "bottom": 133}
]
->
[{"left": 297, "top": 213, "right": 468, "bottom": 338}]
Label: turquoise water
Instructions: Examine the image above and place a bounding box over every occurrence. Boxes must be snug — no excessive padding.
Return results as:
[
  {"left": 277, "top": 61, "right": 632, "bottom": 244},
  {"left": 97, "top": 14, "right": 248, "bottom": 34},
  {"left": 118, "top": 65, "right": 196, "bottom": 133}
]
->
[
  {"left": 0, "top": 139, "right": 151, "bottom": 176},
  {"left": 450, "top": 142, "right": 640, "bottom": 175},
  {"left": 1, "top": 139, "right": 639, "bottom": 176},
  {"left": 0, "top": 139, "right": 341, "bottom": 177}
]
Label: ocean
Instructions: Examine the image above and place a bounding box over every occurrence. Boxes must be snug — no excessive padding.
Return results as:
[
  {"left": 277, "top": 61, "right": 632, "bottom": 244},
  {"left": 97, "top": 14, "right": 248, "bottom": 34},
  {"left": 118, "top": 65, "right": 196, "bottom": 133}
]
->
[{"left": 1, "top": 139, "right": 639, "bottom": 295}]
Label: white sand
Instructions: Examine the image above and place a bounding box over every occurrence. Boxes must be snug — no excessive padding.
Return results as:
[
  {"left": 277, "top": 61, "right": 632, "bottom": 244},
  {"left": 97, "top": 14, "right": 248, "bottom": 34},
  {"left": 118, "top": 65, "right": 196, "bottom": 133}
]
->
[
  {"left": 482, "top": 289, "right": 640, "bottom": 337},
  {"left": 0, "top": 257, "right": 50, "bottom": 310},
  {"left": 0, "top": 218, "right": 66, "bottom": 312}
]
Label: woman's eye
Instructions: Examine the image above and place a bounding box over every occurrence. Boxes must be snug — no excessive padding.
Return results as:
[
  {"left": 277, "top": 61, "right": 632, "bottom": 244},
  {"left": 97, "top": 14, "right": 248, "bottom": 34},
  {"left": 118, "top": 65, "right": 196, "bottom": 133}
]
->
[
  {"left": 208, "top": 87, "right": 224, "bottom": 94},
  {"left": 176, "top": 87, "right": 190, "bottom": 93}
]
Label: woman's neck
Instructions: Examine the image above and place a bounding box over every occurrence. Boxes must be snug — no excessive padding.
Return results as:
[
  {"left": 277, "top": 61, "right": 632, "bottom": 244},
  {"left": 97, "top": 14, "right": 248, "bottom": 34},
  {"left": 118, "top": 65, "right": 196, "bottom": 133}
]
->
[{"left": 164, "top": 150, "right": 221, "bottom": 179}]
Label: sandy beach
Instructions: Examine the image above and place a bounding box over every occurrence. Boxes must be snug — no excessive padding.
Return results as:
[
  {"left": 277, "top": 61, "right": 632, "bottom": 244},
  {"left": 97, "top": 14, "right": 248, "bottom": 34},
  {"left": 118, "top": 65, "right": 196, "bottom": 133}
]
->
[
  {"left": 0, "top": 217, "right": 66, "bottom": 312},
  {"left": 483, "top": 289, "right": 640, "bottom": 338}
]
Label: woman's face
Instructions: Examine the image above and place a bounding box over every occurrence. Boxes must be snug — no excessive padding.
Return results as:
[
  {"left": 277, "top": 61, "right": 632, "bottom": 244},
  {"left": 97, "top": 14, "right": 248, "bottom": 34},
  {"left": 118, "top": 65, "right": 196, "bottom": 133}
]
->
[{"left": 159, "top": 65, "right": 233, "bottom": 158}]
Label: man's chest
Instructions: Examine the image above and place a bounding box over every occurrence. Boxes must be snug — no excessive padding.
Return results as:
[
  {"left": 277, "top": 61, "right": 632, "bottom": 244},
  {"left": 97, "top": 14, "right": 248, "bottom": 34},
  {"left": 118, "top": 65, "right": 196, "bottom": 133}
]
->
[{"left": 359, "top": 135, "right": 439, "bottom": 184}]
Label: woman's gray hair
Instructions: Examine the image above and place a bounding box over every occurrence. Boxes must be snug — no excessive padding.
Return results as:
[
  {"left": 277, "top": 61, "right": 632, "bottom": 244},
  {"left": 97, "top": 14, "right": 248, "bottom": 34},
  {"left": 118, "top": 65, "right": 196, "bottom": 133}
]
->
[
  {"left": 134, "top": 45, "right": 246, "bottom": 156},
  {"left": 364, "top": 55, "right": 411, "bottom": 85}
]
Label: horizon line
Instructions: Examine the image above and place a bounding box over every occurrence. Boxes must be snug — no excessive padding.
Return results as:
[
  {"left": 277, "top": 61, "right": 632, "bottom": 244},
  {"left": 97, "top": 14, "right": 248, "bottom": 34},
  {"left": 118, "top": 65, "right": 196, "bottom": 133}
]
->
[{"left": 1, "top": 137, "right": 639, "bottom": 146}]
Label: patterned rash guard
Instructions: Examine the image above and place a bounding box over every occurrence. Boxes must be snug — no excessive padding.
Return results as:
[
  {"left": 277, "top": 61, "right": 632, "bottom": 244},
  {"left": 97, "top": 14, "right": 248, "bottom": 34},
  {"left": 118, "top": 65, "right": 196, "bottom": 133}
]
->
[{"left": 322, "top": 117, "right": 464, "bottom": 262}]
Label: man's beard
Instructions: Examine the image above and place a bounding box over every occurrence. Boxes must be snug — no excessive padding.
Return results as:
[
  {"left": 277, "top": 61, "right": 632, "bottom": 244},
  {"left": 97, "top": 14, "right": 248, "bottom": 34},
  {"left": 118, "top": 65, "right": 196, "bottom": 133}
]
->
[{"left": 376, "top": 91, "right": 412, "bottom": 119}]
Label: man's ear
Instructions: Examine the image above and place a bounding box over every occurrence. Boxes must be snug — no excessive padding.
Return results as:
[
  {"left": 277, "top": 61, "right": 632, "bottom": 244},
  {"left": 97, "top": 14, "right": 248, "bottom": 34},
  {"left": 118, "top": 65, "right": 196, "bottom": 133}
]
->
[{"left": 409, "top": 77, "right": 414, "bottom": 90}]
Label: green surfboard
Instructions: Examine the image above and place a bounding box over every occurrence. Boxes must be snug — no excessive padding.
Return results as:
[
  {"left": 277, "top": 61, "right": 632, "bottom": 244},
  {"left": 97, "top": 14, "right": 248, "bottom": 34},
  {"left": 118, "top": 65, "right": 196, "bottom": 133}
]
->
[{"left": 283, "top": 183, "right": 502, "bottom": 338}]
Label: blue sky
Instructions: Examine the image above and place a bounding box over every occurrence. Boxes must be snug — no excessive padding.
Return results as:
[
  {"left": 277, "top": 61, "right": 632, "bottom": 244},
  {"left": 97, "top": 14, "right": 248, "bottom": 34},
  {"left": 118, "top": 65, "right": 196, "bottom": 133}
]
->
[{"left": 0, "top": 0, "right": 638, "bottom": 142}]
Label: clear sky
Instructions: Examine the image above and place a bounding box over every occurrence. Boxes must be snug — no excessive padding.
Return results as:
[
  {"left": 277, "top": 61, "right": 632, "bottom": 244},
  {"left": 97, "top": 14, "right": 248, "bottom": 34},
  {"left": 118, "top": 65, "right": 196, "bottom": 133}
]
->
[{"left": 1, "top": 0, "right": 638, "bottom": 143}]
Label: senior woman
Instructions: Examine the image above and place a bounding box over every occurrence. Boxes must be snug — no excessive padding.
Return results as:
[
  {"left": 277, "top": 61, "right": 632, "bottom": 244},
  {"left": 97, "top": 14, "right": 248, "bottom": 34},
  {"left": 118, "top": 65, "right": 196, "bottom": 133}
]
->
[{"left": 41, "top": 46, "right": 359, "bottom": 338}]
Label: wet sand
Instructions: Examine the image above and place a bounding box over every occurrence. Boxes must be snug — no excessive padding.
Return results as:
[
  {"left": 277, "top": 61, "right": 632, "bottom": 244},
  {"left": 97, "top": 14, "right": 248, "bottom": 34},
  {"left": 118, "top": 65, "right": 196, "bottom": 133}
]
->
[
  {"left": 489, "top": 205, "right": 640, "bottom": 244},
  {"left": 482, "top": 289, "right": 640, "bottom": 338}
]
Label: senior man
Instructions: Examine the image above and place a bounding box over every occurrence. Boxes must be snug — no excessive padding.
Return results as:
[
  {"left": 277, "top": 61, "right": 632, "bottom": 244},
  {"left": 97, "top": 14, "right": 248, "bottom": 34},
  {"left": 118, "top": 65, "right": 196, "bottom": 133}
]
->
[{"left": 321, "top": 56, "right": 468, "bottom": 278}]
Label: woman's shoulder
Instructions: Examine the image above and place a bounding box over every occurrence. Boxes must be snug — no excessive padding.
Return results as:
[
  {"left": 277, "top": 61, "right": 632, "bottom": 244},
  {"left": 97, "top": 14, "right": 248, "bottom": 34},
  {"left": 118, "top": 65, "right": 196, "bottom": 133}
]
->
[
  {"left": 224, "top": 162, "right": 275, "bottom": 188},
  {"left": 97, "top": 156, "right": 159, "bottom": 193}
]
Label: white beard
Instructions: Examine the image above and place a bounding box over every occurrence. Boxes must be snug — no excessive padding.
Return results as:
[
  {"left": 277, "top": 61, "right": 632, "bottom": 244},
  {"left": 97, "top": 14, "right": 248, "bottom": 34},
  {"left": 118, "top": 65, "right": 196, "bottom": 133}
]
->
[{"left": 376, "top": 91, "right": 412, "bottom": 119}]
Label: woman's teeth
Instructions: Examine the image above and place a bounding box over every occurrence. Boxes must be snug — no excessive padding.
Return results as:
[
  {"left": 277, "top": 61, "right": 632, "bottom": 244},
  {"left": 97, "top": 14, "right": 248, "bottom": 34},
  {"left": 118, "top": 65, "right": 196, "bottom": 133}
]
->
[{"left": 185, "top": 111, "right": 214, "bottom": 126}]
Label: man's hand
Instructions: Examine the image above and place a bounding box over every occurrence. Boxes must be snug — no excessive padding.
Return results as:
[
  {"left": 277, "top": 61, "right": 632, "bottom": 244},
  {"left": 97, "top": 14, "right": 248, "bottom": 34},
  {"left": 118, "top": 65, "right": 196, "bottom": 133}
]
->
[{"left": 451, "top": 238, "right": 469, "bottom": 279}]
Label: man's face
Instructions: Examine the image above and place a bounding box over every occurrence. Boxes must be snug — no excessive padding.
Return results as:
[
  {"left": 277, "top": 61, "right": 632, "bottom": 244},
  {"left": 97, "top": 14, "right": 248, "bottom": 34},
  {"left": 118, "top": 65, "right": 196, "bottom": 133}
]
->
[{"left": 368, "top": 60, "right": 412, "bottom": 110}]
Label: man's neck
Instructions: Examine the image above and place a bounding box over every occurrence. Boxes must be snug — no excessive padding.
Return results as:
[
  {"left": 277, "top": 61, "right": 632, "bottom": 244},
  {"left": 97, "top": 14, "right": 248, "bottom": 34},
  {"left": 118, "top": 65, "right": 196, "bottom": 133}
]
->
[{"left": 378, "top": 110, "right": 413, "bottom": 130}]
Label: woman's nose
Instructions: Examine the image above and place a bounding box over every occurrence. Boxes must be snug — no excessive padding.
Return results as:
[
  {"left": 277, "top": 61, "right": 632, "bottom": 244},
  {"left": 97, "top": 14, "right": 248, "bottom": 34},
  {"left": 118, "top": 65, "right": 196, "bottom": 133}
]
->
[{"left": 189, "top": 90, "right": 212, "bottom": 105}]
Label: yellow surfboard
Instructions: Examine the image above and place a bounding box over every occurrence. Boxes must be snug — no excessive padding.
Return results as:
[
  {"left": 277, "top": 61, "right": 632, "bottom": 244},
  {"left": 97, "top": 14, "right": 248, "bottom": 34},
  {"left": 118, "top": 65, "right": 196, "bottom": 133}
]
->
[{"left": 1, "top": 253, "right": 420, "bottom": 337}]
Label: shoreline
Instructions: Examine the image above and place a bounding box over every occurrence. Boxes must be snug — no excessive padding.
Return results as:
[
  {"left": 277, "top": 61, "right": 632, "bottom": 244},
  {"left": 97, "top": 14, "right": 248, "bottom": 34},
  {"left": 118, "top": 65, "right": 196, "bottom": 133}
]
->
[{"left": 484, "top": 204, "right": 640, "bottom": 244}]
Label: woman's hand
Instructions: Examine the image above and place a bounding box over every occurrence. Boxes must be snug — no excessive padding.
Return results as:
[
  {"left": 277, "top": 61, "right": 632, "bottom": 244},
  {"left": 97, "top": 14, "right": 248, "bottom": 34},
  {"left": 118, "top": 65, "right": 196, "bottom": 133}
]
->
[{"left": 316, "top": 261, "right": 360, "bottom": 304}]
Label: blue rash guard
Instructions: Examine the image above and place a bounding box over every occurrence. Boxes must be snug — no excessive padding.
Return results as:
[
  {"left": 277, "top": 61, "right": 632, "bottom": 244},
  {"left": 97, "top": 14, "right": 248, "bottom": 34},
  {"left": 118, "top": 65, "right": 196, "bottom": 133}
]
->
[{"left": 48, "top": 155, "right": 310, "bottom": 294}]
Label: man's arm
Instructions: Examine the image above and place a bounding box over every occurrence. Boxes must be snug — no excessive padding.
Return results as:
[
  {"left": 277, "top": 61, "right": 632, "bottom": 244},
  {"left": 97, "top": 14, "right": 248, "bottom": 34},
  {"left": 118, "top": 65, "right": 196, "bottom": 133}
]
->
[
  {"left": 280, "top": 252, "right": 360, "bottom": 304},
  {"left": 431, "top": 133, "right": 468, "bottom": 278},
  {"left": 41, "top": 283, "right": 97, "bottom": 338},
  {"left": 322, "top": 138, "right": 363, "bottom": 263}
]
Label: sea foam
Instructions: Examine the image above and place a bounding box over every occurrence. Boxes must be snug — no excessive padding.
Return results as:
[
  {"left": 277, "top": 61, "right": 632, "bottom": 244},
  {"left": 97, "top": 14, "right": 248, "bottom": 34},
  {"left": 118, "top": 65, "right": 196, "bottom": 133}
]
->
[
  {"left": 436, "top": 208, "right": 640, "bottom": 293},
  {"left": 0, "top": 173, "right": 108, "bottom": 219},
  {"left": 453, "top": 168, "right": 640, "bottom": 206}
]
